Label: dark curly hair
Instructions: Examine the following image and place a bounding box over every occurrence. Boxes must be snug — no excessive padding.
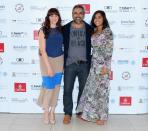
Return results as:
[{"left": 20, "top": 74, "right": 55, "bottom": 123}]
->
[
  {"left": 41, "top": 8, "right": 62, "bottom": 39},
  {"left": 91, "top": 10, "right": 110, "bottom": 33}
]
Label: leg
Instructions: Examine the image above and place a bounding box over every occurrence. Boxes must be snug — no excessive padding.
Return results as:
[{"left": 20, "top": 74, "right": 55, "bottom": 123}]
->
[
  {"left": 49, "top": 106, "right": 56, "bottom": 124},
  {"left": 43, "top": 106, "right": 50, "bottom": 124},
  {"left": 49, "top": 86, "right": 60, "bottom": 124},
  {"left": 63, "top": 64, "right": 77, "bottom": 116},
  {"left": 50, "top": 86, "right": 60, "bottom": 107},
  {"left": 77, "top": 63, "right": 89, "bottom": 107},
  {"left": 37, "top": 88, "right": 53, "bottom": 124}
]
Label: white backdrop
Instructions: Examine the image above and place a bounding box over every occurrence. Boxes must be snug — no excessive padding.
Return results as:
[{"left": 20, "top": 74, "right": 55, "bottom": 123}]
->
[{"left": 0, "top": 0, "right": 148, "bottom": 114}]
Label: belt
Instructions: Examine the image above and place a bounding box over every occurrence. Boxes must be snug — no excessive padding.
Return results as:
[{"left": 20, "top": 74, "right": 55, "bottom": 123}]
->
[{"left": 76, "top": 60, "right": 87, "bottom": 64}]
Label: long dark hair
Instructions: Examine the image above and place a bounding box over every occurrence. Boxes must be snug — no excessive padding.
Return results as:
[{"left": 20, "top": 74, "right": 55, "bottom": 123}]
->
[
  {"left": 91, "top": 10, "right": 110, "bottom": 33},
  {"left": 41, "top": 8, "right": 62, "bottom": 39}
]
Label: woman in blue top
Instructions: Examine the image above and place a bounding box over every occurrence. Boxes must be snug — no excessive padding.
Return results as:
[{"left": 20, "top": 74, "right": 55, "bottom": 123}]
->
[{"left": 37, "top": 8, "right": 63, "bottom": 125}]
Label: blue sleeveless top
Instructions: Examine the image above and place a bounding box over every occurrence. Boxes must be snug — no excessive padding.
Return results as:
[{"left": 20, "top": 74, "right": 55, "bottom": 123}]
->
[{"left": 46, "top": 28, "right": 63, "bottom": 57}]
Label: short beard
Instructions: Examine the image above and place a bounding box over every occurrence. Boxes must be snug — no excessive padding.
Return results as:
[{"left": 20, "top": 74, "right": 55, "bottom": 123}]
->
[{"left": 73, "top": 19, "right": 83, "bottom": 24}]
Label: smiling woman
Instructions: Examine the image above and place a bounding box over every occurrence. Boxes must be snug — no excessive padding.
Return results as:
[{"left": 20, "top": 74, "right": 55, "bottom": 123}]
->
[
  {"left": 36, "top": 8, "right": 64, "bottom": 125},
  {"left": 76, "top": 10, "right": 113, "bottom": 125}
]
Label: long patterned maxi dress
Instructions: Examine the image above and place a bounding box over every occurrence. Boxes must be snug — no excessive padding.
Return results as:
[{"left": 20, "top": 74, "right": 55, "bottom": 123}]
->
[{"left": 76, "top": 27, "right": 113, "bottom": 122}]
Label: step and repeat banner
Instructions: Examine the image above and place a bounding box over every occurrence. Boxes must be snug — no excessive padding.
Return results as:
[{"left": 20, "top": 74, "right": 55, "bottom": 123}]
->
[{"left": 0, "top": 0, "right": 148, "bottom": 114}]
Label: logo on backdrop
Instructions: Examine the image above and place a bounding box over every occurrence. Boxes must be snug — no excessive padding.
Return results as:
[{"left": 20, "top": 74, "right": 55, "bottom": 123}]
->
[
  {"left": 0, "top": 57, "right": 3, "bottom": 65},
  {"left": 0, "top": 96, "right": 7, "bottom": 102},
  {"left": 0, "top": 43, "right": 4, "bottom": 52},
  {"left": 121, "top": 20, "right": 135, "bottom": 26},
  {"left": 118, "top": 34, "right": 135, "bottom": 39},
  {"left": 11, "top": 57, "right": 29, "bottom": 65},
  {"left": 141, "top": 72, "right": 148, "bottom": 79},
  {"left": 31, "top": 72, "right": 41, "bottom": 77},
  {"left": 0, "top": 72, "right": 7, "bottom": 77},
  {"left": 142, "top": 58, "right": 148, "bottom": 67},
  {"left": 117, "top": 47, "right": 135, "bottom": 52},
  {"left": 142, "top": 7, "right": 148, "bottom": 11},
  {"left": 118, "top": 86, "right": 134, "bottom": 91},
  {"left": 11, "top": 19, "right": 28, "bottom": 24},
  {"left": 145, "top": 18, "right": 148, "bottom": 27},
  {"left": 122, "top": 71, "right": 131, "bottom": 80},
  {"left": 104, "top": 6, "right": 117, "bottom": 13},
  {"left": 11, "top": 98, "right": 28, "bottom": 103},
  {"left": 0, "top": 30, "right": 7, "bottom": 38},
  {"left": 13, "top": 45, "right": 27, "bottom": 52},
  {"left": 80, "top": 4, "right": 90, "bottom": 14},
  {"left": 117, "top": 60, "right": 135, "bottom": 65},
  {"left": 0, "top": 5, "right": 5, "bottom": 11},
  {"left": 33, "top": 30, "right": 39, "bottom": 40},
  {"left": 120, "top": 96, "right": 132, "bottom": 106},
  {"left": 11, "top": 32, "right": 27, "bottom": 38},
  {"left": 139, "top": 86, "right": 148, "bottom": 90},
  {"left": 16, "top": 58, "right": 24, "bottom": 62},
  {"left": 14, "top": 82, "right": 26, "bottom": 92},
  {"left": 32, "top": 98, "right": 38, "bottom": 103},
  {"left": 141, "top": 33, "right": 148, "bottom": 38},
  {"left": 31, "top": 84, "right": 41, "bottom": 90},
  {"left": 30, "top": 5, "right": 47, "bottom": 11},
  {"left": 31, "top": 59, "right": 39, "bottom": 64},
  {"left": 31, "top": 18, "right": 44, "bottom": 25},
  {"left": 119, "top": 6, "right": 136, "bottom": 12},
  {"left": 12, "top": 72, "right": 30, "bottom": 77},
  {"left": 140, "top": 46, "right": 148, "bottom": 53},
  {"left": 15, "top": 4, "right": 24, "bottom": 13},
  {"left": 139, "top": 98, "right": 148, "bottom": 104},
  {"left": 30, "top": 45, "right": 38, "bottom": 50}
]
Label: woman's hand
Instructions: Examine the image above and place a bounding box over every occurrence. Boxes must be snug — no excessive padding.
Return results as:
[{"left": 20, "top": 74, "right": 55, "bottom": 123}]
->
[{"left": 100, "top": 66, "right": 108, "bottom": 75}]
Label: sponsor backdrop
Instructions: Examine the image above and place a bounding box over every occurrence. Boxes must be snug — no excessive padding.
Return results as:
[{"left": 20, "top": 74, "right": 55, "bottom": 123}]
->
[{"left": 0, "top": 0, "right": 148, "bottom": 114}]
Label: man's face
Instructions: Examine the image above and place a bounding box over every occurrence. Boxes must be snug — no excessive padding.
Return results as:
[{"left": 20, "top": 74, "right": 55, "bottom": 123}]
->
[{"left": 72, "top": 8, "right": 85, "bottom": 24}]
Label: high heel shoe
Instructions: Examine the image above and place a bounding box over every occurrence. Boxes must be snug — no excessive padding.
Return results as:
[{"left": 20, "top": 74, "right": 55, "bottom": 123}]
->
[
  {"left": 49, "top": 112, "right": 56, "bottom": 124},
  {"left": 43, "top": 111, "right": 49, "bottom": 124}
]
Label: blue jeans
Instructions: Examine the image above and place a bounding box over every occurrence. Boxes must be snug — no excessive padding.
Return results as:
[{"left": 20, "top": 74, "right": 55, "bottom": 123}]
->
[{"left": 63, "top": 62, "right": 90, "bottom": 116}]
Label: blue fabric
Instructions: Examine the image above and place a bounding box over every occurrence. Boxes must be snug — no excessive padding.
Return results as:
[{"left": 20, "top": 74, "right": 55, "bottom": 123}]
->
[
  {"left": 42, "top": 72, "right": 63, "bottom": 89},
  {"left": 46, "top": 28, "right": 63, "bottom": 57}
]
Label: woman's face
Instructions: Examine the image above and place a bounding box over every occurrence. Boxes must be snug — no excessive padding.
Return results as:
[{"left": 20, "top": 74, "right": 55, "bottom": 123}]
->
[
  {"left": 94, "top": 13, "right": 104, "bottom": 27},
  {"left": 49, "top": 14, "right": 59, "bottom": 25}
]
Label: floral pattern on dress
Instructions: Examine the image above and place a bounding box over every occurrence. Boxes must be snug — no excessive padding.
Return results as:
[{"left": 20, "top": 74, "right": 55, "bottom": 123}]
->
[{"left": 76, "top": 27, "right": 113, "bottom": 122}]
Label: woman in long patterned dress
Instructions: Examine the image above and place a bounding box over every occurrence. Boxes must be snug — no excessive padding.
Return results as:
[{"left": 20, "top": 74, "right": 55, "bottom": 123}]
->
[
  {"left": 37, "top": 8, "right": 63, "bottom": 124},
  {"left": 76, "top": 10, "right": 113, "bottom": 125}
]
